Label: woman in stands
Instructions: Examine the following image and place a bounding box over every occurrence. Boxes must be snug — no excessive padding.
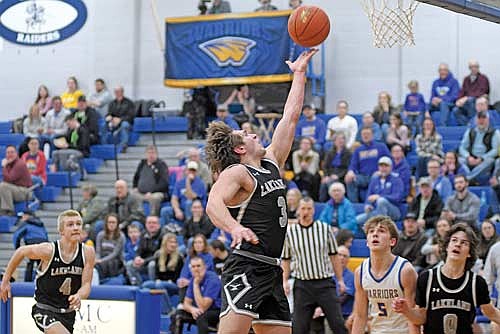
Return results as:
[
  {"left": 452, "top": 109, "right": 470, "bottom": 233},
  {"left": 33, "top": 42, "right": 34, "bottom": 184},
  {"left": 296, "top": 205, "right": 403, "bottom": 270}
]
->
[
  {"left": 442, "top": 151, "right": 467, "bottom": 186},
  {"left": 142, "top": 233, "right": 184, "bottom": 313},
  {"left": 386, "top": 113, "right": 410, "bottom": 152},
  {"left": 60, "top": 76, "right": 84, "bottom": 111},
  {"left": 176, "top": 234, "right": 215, "bottom": 291},
  {"left": 478, "top": 220, "right": 498, "bottom": 265},
  {"left": 420, "top": 218, "right": 451, "bottom": 268},
  {"left": 286, "top": 188, "right": 302, "bottom": 223},
  {"left": 94, "top": 213, "right": 126, "bottom": 285},
  {"left": 35, "top": 85, "right": 52, "bottom": 116},
  {"left": 372, "top": 91, "right": 398, "bottom": 132},
  {"left": 415, "top": 117, "right": 444, "bottom": 179},
  {"left": 23, "top": 104, "right": 48, "bottom": 139}
]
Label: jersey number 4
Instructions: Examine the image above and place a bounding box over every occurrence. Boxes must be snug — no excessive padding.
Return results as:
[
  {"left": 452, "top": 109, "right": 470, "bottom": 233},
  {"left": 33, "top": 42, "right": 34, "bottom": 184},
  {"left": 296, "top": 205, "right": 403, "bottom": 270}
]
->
[
  {"left": 277, "top": 196, "right": 287, "bottom": 227},
  {"left": 59, "top": 278, "right": 72, "bottom": 296}
]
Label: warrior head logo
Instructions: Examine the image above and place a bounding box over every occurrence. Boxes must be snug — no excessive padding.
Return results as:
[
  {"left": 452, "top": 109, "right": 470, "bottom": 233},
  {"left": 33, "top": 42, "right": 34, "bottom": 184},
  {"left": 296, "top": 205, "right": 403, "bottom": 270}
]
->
[{"left": 199, "top": 37, "right": 256, "bottom": 67}]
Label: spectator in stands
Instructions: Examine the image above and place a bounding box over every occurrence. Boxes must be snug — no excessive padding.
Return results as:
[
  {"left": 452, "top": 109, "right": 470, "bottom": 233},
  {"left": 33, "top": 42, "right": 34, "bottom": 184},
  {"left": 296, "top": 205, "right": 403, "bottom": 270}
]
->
[
  {"left": 223, "top": 85, "right": 256, "bottom": 122},
  {"left": 210, "top": 240, "right": 229, "bottom": 277},
  {"left": 21, "top": 137, "right": 47, "bottom": 187},
  {"left": 94, "top": 213, "right": 126, "bottom": 284},
  {"left": 393, "top": 212, "right": 428, "bottom": 271},
  {"left": 458, "top": 111, "right": 499, "bottom": 184},
  {"left": 333, "top": 245, "right": 355, "bottom": 319},
  {"left": 177, "top": 234, "right": 215, "bottom": 289},
  {"left": 290, "top": 0, "right": 302, "bottom": 8},
  {"left": 442, "top": 174, "right": 480, "bottom": 228},
  {"left": 441, "top": 151, "right": 467, "bottom": 186},
  {"left": 184, "top": 199, "right": 214, "bottom": 244},
  {"left": 386, "top": 113, "right": 410, "bottom": 152},
  {"left": 295, "top": 104, "right": 326, "bottom": 151},
  {"left": 409, "top": 177, "right": 443, "bottom": 232},
  {"left": 105, "top": 86, "right": 135, "bottom": 150},
  {"left": 0, "top": 145, "right": 33, "bottom": 216},
  {"left": 23, "top": 104, "right": 47, "bottom": 139},
  {"left": 318, "top": 182, "right": 357, "bottom": 234},
  {"left": 126, "top": 215, "right": 163, "bottom": 285},
  {"left": 88, "top": 78, "right": 113, "bottom": 118},
  {"left": 255, "top": 0, "right": 277, "bottom": 11},
  {"left": 286, "top": 188, "right": 302, "bottom": 222},
  {"left": 132, "top": 145, "right": 170, "bottom": 217},
  {"left": 51, "top": 114, "right": 90, "bottom": 175},
  {"left": 345, "top": 126, "right": 390, "bottom": 203},
  {"left": 60, "top": 76, "right": 84, "bottom": 110},
  {"left": 336, "top": 229, "right": 354, "bottom": 249},
  {"left": 403, "top": 80, "right": 426, "bottom": 135},
  {"left": 124, "top": 223, "right": 141, "bottom": 262},
  {"left": 215, "top": 105, "right": 239, "bottom": 130},
  {"left": 35, "top": 85, "right": 52, "bottom": 116},
  {"left": 356, "top": 157, "right": 404, "bottom": 226},
  {"left": 143, "top": 233, "right": 184, "bottom": 314},
  {"left": 415, "top": 117, "right": 444, "bottom": 179},
  {"left": 12, "top": 209, "right": 48, "bottom": 281},
  {"left": 319, "top": 132, "right": 352, "bottom": 202},
  {"left": 355, "top": 112, "right": 383, "bottom": 143},
  {"left": 207, "top": 0, "right": 231, "bottom": 14},
  {"left": 186, "top": 148, "right": 211, "bottom": 188},
  {"left": 170, "top": 161, "right": 207, "bottom": 223},
  {"left": 390, "top": 144, "right": 411, "bottom": 200},
  {"left": 74, "top": 95, "right": 100, "bottom": 145},
  {"left": 292, "top": 136, "right": 321, "bottom": 200},
  {"left": 175, "top": 256, "right": 221, "bottom": 334},
  {"left": 421, "top": 218, "right": 451, "bottom": 268},
  {"left": 44, "top": 96, "right": 70, "bottom": 141},
  {"left": 77, "top": 183, "right": 105, "bottom": 235},
  {"left": 453, "top": 60, "right": 490, "bottom": 125},
  {"left": 280, "top": 166, "right": 298, "bottom": 191},
  {"left": 478, "top": 220, "right": 498, "bottom": 264},
  {"left": 210, "top": 228, "right": 232, "bottom": 249},
  {"left": 326, "top": 100, "right": 358, "bottom": 149},
  {"left": 429, "top": 63, "right": 460, "bottom": 126},
  {"left": 427, "top": 159, "right": 453, "bottom": 201},
  {"left": 372, "top": 91, "right": 398, "bottom": 132},
  {"left": 107, "top": 179, "right": 145, "bottom": 231},
  {"left": 468, "top": 96, "right": 500, "bottom": 128},
  {"left": 80, "top": 224, "right": 95, "bottom": 249}
]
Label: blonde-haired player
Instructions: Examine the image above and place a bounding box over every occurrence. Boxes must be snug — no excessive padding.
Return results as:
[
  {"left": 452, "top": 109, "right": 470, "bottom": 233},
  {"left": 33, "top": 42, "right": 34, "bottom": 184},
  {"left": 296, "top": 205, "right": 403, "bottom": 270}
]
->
[
  {"left": 351, "top": 215, "right": 419, "bottom": 334},
  {"left": 0, "top": 210, "right": 95, "bottom": 334}
]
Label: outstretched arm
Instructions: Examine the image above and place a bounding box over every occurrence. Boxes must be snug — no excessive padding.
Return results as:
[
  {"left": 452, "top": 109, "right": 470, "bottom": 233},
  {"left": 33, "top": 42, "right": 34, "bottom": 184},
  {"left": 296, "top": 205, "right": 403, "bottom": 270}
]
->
[{"left": 266, "top": 49, "right": 318, "bottom": 167}]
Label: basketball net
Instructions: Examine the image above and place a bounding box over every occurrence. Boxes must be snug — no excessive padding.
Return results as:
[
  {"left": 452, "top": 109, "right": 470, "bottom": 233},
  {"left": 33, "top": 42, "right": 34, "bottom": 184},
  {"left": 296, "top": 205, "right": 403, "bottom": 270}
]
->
[{"left": 361, "top": 0, "right": 419, "bottom": 48}]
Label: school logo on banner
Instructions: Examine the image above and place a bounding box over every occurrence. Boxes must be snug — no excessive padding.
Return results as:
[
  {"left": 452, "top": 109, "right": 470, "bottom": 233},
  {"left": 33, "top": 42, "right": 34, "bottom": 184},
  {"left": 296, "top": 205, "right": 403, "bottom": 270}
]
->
[
  {"left": 199, "top": 36, "right": 256, "bottom": 67},
  {"left": 0, "top": 0, "right": 87, "bottom": 46}
]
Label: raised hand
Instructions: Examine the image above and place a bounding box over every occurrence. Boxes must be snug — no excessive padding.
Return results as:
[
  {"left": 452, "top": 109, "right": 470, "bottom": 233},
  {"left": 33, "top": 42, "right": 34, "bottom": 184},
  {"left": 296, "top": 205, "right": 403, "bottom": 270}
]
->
[{"left": 285, "top": 48, "right": 318, "bottom": 73}]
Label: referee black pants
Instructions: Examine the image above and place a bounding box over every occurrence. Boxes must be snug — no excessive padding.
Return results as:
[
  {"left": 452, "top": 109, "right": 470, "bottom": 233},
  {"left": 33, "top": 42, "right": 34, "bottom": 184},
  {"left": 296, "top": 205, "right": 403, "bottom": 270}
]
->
[{"left": 292, "top": 278, "right": 347, "bottom": 334}]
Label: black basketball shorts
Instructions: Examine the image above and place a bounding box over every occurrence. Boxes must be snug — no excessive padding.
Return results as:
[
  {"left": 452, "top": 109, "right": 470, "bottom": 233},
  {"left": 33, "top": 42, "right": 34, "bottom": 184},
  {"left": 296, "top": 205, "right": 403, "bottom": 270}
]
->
[
  {"left": 32, "top": 304, "right": 76, "bottom": 333},
  {"left": 220, "top": 253, "right": 291, "bottom": 327}
]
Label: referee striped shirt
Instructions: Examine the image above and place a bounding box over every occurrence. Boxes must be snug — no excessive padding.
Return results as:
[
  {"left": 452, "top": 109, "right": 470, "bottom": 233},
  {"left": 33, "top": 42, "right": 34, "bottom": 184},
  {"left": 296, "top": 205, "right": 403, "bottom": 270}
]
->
[{"left": 282, "top": 220, "right": 338, "bottom": 280}]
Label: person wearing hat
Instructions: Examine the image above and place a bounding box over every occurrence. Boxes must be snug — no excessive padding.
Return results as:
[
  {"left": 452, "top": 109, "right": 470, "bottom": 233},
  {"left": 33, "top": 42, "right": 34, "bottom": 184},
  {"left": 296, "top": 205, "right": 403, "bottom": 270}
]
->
[
  {"left": 169, "top": 161, "right": 207, "bottom": 223},
  {"left": 408, "top": 177, "right": 443, "bottom": 233},
  {"left": 12, "top": 209, "right": 48, "bottom": 281},
  {"left": 73, "top": 95, "right": 100, "bottom": 145},
  {"left": 392, "top": 212, "right": 428, "bottom": 271},
  {"left": 295, "top": 104, "right": 326, "bottom": 151},
  {"left": 458, "top": 106, "right": 500, "bottom": 184},
  {"left": 355, "top": 156, "right": 405, "bottom": 227},
  {"left": 215, "top": 105, "right": 240, "bottom": 130}
]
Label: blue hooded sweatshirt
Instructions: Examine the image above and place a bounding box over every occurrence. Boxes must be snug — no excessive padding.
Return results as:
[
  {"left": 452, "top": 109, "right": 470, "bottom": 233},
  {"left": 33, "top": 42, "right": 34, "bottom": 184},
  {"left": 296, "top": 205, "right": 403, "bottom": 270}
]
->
[
  {"left": 12, "top": 217, "right": 48, "bottom": 249},
  {"left": 430, "top": 73, "right": 460, "bottom": 104},
  {"left": 318, "top": 198, "right": 357, "bottom": 233},
  {"left": 348, "top": 141, "right": 390, "bottom": 177},
  {"left": 366, "top": 173, "right": 405, "bottom": 212}
]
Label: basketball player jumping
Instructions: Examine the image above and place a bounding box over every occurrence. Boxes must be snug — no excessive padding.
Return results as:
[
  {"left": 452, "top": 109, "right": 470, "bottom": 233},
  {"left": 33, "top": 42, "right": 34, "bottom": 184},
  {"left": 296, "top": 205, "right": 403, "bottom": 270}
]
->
[
  {"left": 205, "top": 48, "right": 317, "bottom": 334},
  {"left": 0, "top": 210, "right": 95, "bottom": 334},
  {"left": 393, "top": 223, "right": 500, "bottom": 334},
  {"left": 351, "top": 215, "right": 419, "bottom": 334}
]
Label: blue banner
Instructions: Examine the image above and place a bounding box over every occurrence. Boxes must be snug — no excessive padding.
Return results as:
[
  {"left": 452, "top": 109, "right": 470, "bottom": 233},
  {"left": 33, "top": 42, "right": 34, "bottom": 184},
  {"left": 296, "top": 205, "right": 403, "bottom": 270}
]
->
[{"left": 164, "top": 11, "right": 295, "bottom": 88}]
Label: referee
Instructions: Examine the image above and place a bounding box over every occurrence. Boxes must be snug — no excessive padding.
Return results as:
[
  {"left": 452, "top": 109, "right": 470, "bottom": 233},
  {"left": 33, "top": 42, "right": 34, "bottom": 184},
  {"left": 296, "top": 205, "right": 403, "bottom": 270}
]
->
[{"left": 282, "top": 197, "right": 347, "bottom": 334}]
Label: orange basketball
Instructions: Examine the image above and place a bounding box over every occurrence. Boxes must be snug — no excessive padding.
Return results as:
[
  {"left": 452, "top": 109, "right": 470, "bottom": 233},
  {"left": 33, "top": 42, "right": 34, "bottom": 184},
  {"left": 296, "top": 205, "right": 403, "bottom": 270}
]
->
[{"left": 288, "top": 6, "right": 330, "bottom": 47}]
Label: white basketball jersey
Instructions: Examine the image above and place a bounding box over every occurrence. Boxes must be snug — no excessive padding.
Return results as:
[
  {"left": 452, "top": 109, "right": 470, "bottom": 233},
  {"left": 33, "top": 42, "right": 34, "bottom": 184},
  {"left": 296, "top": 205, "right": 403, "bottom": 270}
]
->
[{"left": 361, "top": 256, "right": 409, "bottom": 334}]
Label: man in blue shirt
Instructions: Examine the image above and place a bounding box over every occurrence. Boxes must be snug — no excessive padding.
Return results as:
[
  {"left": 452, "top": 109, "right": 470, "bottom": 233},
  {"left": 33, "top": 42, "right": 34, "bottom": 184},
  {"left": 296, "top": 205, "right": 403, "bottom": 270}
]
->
[
  {"left": 295, "top": 104, "right": 326, "bottom": 151},
  {"left": 429, "top": 63, "right": 460, "bottom": 126},
  {"left": 175, "top": 256, "right": 221, "bottom": 334},
  {"left": 356, "top": 157, "right": 404, "bottom": 226},
  {"left": 333, "top": 245, "right": 355, "bottom": 319},
  {"left": 345, "top": 126, "right": 390, "bottom": 203},
  {"left": 355, "top": 112, "right": 383, "bottom": 143},
  {"left": 391, "top": 144, "right": 411, "bottom": 199},
  {"left": 216, "top": 105, "right": 240, "bottom": 130},
  {"left": 168, "top": 161, "right": 207, "bottom": 224}
]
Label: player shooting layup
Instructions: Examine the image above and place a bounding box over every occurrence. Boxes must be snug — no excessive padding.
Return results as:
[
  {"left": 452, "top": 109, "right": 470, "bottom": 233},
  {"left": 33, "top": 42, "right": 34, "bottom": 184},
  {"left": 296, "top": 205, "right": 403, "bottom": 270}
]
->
[{"left": 206, "top": 49, "right": 317, "bottom": 334}]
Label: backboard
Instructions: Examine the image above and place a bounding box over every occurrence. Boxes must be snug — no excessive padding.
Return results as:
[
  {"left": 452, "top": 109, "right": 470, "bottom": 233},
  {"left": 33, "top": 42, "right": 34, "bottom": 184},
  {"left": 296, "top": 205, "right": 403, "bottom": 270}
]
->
[{"left": 418, "top": 0, "right": 500, "bottom": 23}]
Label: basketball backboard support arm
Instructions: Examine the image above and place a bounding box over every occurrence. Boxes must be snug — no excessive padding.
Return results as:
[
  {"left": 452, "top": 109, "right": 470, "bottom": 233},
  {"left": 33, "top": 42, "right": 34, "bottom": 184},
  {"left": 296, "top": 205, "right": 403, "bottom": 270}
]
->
[{"left": 418, "top": 0, "right": 500, "bottom": 24}]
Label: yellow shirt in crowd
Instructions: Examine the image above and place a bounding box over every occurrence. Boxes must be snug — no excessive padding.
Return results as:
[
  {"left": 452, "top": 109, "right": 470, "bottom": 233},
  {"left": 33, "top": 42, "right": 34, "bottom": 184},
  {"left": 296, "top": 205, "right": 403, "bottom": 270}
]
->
[{"left": 61, "top": 90, "right": 84, "bottom": 109}]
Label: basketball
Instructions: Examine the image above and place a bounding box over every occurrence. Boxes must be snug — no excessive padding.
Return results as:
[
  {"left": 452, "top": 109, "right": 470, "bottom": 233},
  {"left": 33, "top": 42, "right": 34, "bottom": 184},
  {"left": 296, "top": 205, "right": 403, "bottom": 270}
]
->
[{"left": 288, "top": 6, "right": 330, "bottom": 47}]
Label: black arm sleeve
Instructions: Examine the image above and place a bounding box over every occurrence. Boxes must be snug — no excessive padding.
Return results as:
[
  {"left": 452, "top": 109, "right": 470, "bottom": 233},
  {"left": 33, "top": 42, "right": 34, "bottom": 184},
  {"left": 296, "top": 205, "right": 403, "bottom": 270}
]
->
[{"left": 416, "top": 269, "right": 430, "bottom": 308}]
